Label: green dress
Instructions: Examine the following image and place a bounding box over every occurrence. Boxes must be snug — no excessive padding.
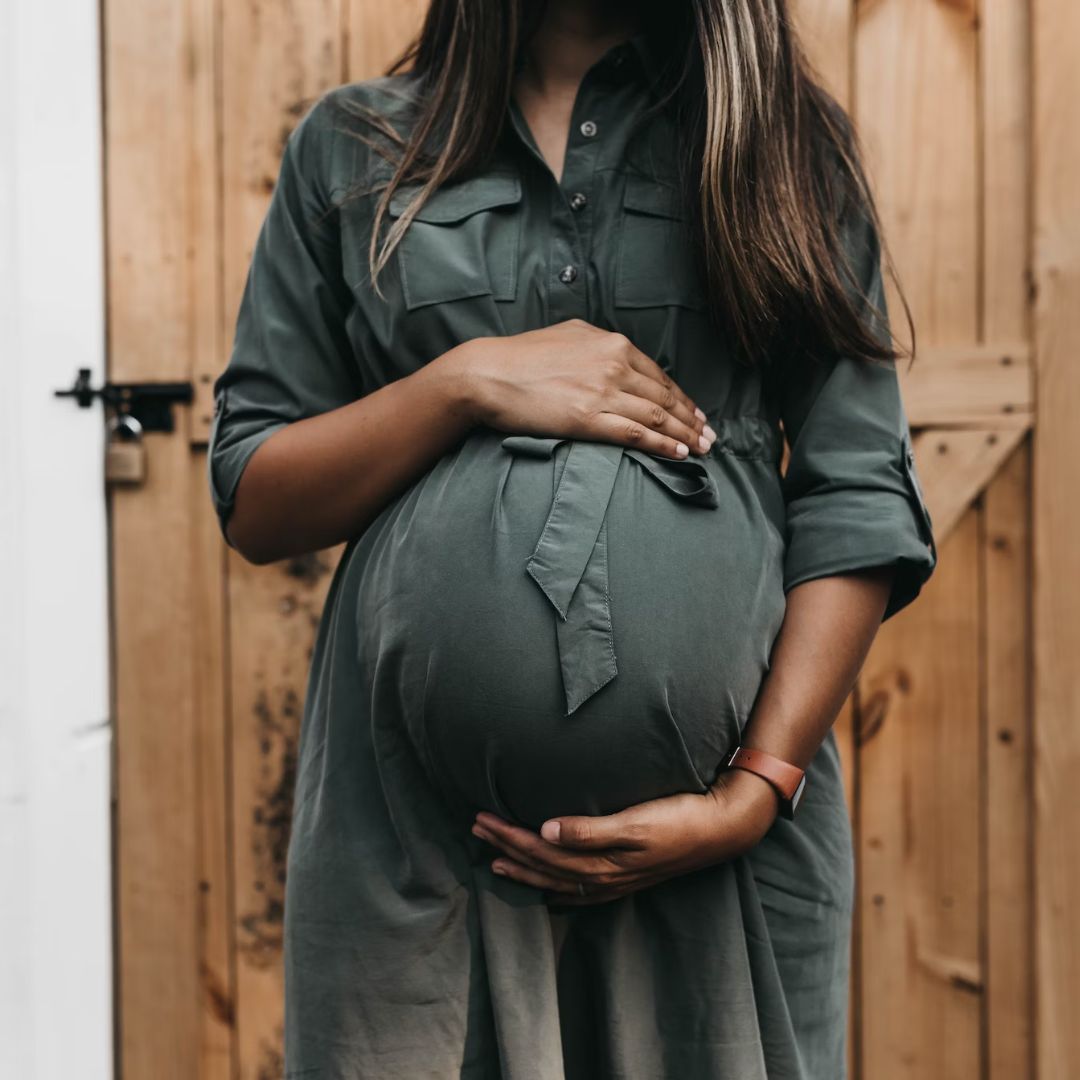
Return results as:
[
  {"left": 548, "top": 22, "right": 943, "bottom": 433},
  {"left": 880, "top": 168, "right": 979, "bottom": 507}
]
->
[{"left": 208, "top": 32, "right": 937, "bottom": 1080}]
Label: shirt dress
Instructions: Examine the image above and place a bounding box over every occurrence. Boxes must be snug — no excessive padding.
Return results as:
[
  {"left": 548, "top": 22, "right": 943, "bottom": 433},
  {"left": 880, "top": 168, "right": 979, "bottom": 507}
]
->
[{"left": 207, "top": 31, "right": 938, "bottom": 1080}]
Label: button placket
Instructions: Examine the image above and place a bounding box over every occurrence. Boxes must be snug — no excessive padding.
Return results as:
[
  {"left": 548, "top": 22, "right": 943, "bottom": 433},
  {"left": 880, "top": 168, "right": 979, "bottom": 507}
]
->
[
  {"left": 545, "top": 81, "right": 607, "bottom": 322},
  {"left": 506, "top": 61, "right": 645, "bottom": 326}
]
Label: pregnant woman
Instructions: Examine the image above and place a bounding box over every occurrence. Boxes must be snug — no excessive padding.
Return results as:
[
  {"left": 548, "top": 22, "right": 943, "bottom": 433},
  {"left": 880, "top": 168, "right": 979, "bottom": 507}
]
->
[{"left": 208, "top": 1, "right": 937, "bottom": 1076}]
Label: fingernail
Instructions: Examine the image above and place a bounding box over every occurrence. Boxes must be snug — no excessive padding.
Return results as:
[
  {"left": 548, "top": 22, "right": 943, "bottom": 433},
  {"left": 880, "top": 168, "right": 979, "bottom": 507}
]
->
[
  {"left": 697, "top": 435, "right": 710, "bottom": 453},
  {"left": 492, "top": 863, "right": 508, "bottom": 876},
  {"left": 703, "top": 424, "right": 717, "bottom": 443},
  {"left": 694, "top": 406, "right": 707, "bottom": 421},
  {"left": 541, "top": 820, "right": 561, "bottom": 843},
  {"left": 675, "top": 442, "right": 689, "bottom": 458}
]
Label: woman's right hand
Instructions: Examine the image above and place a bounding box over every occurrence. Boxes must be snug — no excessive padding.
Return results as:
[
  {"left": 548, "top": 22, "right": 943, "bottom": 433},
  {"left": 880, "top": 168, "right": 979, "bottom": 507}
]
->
[{"left": 447, "top": 319, "right": 716, "bottom": 459}]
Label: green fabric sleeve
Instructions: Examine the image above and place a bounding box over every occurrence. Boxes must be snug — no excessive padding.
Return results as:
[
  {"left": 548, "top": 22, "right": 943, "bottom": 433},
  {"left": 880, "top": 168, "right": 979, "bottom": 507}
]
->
[
  {"left": 776, "top": 200, "right": 938, "bottom": 622},
  {"left": 207, "top": 96, "right": 362, "bottom": 548}
]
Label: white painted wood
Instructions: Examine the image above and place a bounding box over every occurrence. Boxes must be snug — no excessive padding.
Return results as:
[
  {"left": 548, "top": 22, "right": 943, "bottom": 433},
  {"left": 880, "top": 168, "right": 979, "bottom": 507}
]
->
[{"left": 0, "top": 1, "right": 112, "bottom": 1078}]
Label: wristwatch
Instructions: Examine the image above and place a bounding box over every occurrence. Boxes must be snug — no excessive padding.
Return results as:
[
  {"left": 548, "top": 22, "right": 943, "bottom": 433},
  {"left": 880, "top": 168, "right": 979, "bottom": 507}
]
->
[{"left": 725, "top": 746, "right": 807, "bottom": 820}]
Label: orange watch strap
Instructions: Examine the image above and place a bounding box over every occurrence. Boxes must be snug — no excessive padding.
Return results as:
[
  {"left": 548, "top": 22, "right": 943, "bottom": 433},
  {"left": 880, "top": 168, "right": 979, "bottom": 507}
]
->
[{"left": 725, "top": 746, "right": 807, "bottom": 819}]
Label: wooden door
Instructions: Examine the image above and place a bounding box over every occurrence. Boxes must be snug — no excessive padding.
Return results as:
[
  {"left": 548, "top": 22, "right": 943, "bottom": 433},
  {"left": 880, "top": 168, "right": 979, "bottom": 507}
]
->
[
  {"left": 104, "top": 1, "right": 1078, "bottom": 1077},
  {"left": 104, "top": 2, "right": 426, "bottom": 1076},
  {"left": 794, "top": 4, "right": 1034, "bottom": 1079}
]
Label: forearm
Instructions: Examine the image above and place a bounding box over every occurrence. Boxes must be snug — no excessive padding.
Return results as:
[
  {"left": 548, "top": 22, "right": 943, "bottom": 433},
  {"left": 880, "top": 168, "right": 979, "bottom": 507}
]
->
[
  {"left": 737, "top": 563, "right": 895, "bottom": 780},
  {"left": 225, "top": 343, "right": 480, "bottom": 563}
]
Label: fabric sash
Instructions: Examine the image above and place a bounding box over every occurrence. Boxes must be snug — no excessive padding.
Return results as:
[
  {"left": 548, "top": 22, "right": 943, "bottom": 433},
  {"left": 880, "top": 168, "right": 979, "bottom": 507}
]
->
[{"left": 501, "top": 436, "right": 720, "bottom": 714}]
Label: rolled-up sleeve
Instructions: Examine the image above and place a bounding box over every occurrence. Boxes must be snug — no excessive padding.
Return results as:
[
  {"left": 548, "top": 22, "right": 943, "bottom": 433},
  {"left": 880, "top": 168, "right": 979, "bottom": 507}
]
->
[
  {"left": 207, "top": 94, "right": 363, "bottom": 548},
  {"left": 776, "top": 200, "right": 938, "bottom": 622}
]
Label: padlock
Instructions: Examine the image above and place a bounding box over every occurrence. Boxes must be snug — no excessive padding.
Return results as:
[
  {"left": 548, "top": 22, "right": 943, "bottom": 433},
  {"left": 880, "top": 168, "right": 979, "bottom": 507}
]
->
[{"left": 105, "top": 410, "right": 147, "bottom": 485}]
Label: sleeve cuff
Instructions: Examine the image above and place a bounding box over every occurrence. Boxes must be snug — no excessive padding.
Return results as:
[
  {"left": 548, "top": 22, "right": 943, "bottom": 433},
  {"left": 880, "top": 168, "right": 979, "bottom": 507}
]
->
[
  {"left": 207, "top": 386, "right": 288, "bottom": 549},
  {"left": 782, "top": 485, "right": 938, "bottom": 623}
]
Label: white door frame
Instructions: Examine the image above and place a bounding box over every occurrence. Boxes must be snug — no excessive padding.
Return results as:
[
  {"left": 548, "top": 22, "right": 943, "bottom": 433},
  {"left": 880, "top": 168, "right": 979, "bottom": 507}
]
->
[{"left": 0, "top": 1, "right": 112, "bottom": 1077}]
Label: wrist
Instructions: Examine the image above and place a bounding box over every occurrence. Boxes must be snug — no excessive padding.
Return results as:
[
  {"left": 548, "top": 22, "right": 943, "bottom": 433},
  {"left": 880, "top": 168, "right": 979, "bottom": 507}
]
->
[
  {"left": 709, "top": 764, "right": 781, "bottom": 838},
  {"left": 431, "top": 336, "right": 495, "bottom": 427}
]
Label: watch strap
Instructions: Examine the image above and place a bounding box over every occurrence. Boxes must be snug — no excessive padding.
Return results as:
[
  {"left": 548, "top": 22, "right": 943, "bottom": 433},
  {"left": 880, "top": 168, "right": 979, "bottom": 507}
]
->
[{"left": 725, "top": 745, "right": 807, "bottom": 819}]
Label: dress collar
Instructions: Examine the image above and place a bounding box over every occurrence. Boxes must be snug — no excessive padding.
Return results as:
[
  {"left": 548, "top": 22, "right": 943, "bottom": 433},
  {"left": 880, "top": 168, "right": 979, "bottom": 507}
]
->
[
  {"left": 624, "top": 29, "right": 664, "bottom": 87},
  {"left": 510, "top": 28, "right": 666, "bottom": 94}
]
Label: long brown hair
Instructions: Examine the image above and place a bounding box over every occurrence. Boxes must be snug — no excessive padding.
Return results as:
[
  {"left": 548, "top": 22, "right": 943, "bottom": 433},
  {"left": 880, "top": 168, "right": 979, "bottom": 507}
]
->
[{"left": 333, "top": 0, "right": 915, "bottom": 370}]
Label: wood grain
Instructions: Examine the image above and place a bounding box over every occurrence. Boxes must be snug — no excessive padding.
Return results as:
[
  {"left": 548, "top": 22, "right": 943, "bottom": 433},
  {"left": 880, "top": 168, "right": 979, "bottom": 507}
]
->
[
  {"left": 856, "top": 0, "right": 979, "bottom": 348},
  {"left": 858, "top": 510, "right": 983, "bottom": 1079},
  {"left": 983, "top": 442, "right": 1035, "bottom": 1080},
  {"left": 913, "top": 425, "right": 1028, "bottom": 544},
  {"left": 897, "top": 343, "right": 1032, "bottom": 428},
  {"left": 104, "top": 0, "right": 225, "bottom": 1074},
  {"left": 1033, "top": 0, "right": 1080, "bottom": 1075},
  {"left": 981, "top": 1, "right": 1035, "bottom": 1075},
  {"left": 790, "top": 0, "right": 853, "bottom": 105},
  {"left": 347, "top": 0, "right": 426, "bottom": 81},
  {"left": 855, "top": 0, "right": 983, "bottom": 1076}
]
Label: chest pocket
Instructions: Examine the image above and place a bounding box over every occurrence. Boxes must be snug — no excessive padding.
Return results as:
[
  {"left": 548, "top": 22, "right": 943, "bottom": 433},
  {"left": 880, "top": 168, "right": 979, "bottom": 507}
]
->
[
  {"left": 614, "top": 173, "right": 707, "bottom": 311},
  {"left": 387, "top": 173, "right": 523, "bottom": 311}
]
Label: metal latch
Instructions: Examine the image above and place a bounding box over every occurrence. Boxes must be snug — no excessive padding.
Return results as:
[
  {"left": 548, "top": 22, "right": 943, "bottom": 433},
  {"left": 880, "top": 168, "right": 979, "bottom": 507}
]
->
[{"left": 54, "top": 367, "right": 193, "bottom": 433}]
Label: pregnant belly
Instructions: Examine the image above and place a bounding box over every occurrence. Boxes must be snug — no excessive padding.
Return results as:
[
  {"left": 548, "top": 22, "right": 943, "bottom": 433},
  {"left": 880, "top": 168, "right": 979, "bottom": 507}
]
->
[{"left": 355, "top": 426, "right": 787, "bottom": 830}]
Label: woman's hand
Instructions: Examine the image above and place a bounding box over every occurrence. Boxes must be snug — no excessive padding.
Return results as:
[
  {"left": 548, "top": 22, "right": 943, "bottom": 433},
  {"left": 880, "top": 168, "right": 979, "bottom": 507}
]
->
[
  {"left": 445, "top": 318, "right": 716, "bottom": 461},
  {"left": 470, "top": 767, "right": 781, "bottom": 904}
]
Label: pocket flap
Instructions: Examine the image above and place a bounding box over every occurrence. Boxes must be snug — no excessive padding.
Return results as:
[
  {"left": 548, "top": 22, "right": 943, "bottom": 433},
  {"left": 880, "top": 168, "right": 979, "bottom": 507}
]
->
[
  {"left": 388, "top": 173, "right": 522, "bottom": 223},
  {"left": 622, "top": 173, "right": 684, "bottom": 220},
  {"left": 708, "top": 415, "right": 785, "bottom": 463}
]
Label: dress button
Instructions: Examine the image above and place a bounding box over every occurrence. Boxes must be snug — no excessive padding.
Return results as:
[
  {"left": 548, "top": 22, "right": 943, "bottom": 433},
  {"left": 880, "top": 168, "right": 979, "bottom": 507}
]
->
[
  {"left": 579, "top": 119, "right": 598, "bottom": 138},
  {"left": 559, "top": 265, "right": 578, "bottom": 284},
  {"left": 569, "top": 192, "right": 588, "bottom": 211}
]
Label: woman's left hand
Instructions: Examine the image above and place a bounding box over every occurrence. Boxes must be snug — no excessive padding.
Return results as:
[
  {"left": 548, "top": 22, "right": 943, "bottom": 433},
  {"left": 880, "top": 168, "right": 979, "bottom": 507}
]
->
[{"left": 471, "top": 767, "right": 783, "bottom": 905}]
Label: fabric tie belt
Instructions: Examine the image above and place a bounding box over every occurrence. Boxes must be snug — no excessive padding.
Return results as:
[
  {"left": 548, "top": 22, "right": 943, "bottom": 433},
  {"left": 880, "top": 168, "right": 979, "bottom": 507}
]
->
[{"left": 501, "top": 436, "right": 720, "bottom": 715}]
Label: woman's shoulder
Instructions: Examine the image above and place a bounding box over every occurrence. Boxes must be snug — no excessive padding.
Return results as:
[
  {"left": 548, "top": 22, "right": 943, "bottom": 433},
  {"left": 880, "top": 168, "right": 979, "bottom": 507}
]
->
[
  {"left": 316, "top": 72, "right": 426, "bottom": 133},
  {"left": 285, "top": 72, "right": 424, "bottom": 197}
]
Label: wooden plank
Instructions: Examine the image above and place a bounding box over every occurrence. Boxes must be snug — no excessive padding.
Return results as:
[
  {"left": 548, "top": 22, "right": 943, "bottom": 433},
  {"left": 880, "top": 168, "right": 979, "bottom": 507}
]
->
[
  {"left": 982, "top": 443, "right": 1034, "bottom": 1080},
  {"left": 980, "top": 2, "right": 1034, "bottom": 1076},
  {"left": 857, "top": 509, "right": 983, "bottom": 1079},
  {"left": 856, "top": 0, "right": 979, "bottom": 347},
  {"left": 220, "top": 3, "right": 345, "bottom": 1075},
  {"left": 104, "top": 0, "right": 222, "bottom": 1074},
  {"left": 854, "top": 0, "right": 983, "bottom": 1075},
  {"left": 194, "top": 455, "right": 238, "bottom": 1080},
  {"left": 188, "top": 0, "right": 226, "bottom": 449},
  {"left": 346, "top": 0, "right": 426, "bottom": 81},
  {"left": 110, "top": 472, "right": 201, "bottom": 1080},
  {"left": 790, "top": 0, "right": 853, "bottom": 105},
  {"left": 1032, "top": 0, "right": 1080, "bottom": 1075},
  {"left": 912, "top": 425, "right": 1028, "bottom": 545},
  {"left": 897, "top": 343, "right": 1032, "bottom": 428},
  {"left": 981, "top": 0, "right": 1032, "bottom": 345},
  {"left": 184, "top": 1, "right": 237, "bottom": 1074}
]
